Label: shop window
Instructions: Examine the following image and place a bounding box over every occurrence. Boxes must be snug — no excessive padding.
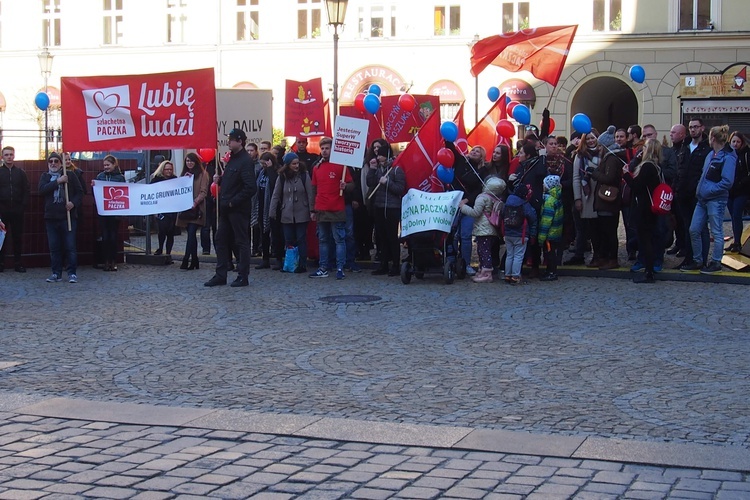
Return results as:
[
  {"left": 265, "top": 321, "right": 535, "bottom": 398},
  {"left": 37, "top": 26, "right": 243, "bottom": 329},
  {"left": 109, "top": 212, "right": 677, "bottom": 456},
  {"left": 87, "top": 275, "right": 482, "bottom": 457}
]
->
[
  {"left": 103, "top": 0, "right": 123, "bottom": 45},
  {"left": 501, "top": 2, "right": 529, "bottom": 33},
  {"left": 434, "top": 5, "right": 460, "bottom": 36},
  {"left": 42, "top": 0, "right": 61, "bottom": 47},
  {"left": 297, "top": 0, "right": 321, "bottom": 39},
  {"left": 236, "top": 0, "right": 259, "bottom": 41},
  {"left": 679, "top": 0, "right": 712, "bottom": 30},
  {"left": 593, "top": 0, "right": 621, "bottom": 32},
  {"left": 167, "top": 0, "right": 187, "bottom": 43}
]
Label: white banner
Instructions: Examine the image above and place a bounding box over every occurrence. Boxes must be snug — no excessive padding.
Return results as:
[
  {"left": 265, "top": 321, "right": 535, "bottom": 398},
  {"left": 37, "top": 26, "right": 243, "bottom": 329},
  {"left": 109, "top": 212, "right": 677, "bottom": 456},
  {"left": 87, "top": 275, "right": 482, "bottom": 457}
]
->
[
  {"left": 93, "top": 176, "right": 194, "bottom": 216},
  {"left": 216, "top": 89, "right": 273, "bottom": 152},
  {"left": 331, "top": 115, "right": 369, "bottom": 168},
  {"left": 400, "top": 188, "right": 463, "bottom": 237}
]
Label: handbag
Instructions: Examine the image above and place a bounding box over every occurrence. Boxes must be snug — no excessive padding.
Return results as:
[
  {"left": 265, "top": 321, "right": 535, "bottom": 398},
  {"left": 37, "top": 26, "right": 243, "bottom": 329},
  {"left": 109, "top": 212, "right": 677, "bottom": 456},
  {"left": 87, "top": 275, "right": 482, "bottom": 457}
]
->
[
  {"left": 282, "top": 245, "right": 299, "bottom": 273},
  {"left": 597, "top": 183, "right": 619, "bottom": 203},
  {"left": 180, "top": 206, "right": 201, "bottom": 220}
]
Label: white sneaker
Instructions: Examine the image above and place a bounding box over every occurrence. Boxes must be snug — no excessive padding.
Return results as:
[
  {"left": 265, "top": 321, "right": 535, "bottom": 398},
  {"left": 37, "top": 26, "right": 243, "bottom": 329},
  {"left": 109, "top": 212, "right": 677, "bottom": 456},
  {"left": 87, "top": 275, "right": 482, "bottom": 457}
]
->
[
  {"left": 68, "top": 274, "right": 78, "bottom": 283},
  {"left": 46, "top": 274, "right": 62, "bottom": 283},
  {"left": 465, "top": 266, "right": 477, "bottom": 276}
]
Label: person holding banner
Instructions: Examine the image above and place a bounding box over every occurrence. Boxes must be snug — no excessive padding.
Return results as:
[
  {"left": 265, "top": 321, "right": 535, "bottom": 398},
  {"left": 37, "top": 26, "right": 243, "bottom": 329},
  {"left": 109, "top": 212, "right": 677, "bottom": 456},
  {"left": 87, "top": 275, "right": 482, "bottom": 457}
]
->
[
  {"left": 176, "top": 153, "right": 210, "bottom": 270},
  {"left": 150, "top": 160, "right": 178, "bottom": 262},
  {"left": 39, "top": 152, "right": 83, "bottom": 283},
  {"left": 94, "top": 155, "right": 126, "bottom": 271},
  {"left": 205, "top": 128, "right": 258, "bottom": 287}
]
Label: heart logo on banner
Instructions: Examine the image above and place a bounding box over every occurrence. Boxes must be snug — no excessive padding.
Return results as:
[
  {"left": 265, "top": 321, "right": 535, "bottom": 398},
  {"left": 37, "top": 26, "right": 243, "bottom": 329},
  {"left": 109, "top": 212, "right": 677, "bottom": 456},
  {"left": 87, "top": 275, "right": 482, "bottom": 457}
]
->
[
  {"left": 105, "top": 187, "right": 126, "bottom": 200},
  {"left": 93, "top": 91, "right": 121, "bottom": 116}
]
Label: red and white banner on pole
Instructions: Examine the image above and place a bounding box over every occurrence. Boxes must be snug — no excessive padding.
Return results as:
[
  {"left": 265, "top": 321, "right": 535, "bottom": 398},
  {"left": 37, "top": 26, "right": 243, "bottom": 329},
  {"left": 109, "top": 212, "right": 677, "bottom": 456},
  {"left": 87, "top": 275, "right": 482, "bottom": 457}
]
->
[{"left": 61, "top": 68, "right": 217, "bottom": 151}]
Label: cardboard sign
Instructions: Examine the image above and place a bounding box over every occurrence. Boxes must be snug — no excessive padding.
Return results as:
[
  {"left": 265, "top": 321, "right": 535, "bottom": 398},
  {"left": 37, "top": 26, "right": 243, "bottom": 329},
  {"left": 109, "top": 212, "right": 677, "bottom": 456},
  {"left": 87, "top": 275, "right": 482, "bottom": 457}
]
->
[{"left": 330, "top": 115, "right": 370, "bottom": 168}]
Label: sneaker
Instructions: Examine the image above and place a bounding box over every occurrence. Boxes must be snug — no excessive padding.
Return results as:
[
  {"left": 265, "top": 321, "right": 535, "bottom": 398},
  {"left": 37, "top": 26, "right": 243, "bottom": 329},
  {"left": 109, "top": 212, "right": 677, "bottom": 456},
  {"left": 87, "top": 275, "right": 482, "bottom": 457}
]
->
[
  {"left": 68, "top": 274, "right": 78, "bottom": 284},
  {"left": 344, "top": 264, "right": 362, "bottom": 273},
  {"left": 700, "top": 261, "right": 723, "bottom": 274},
  {"left": 666, "top": 245, "right": 681, "bottom": 255},
  {"left": 653, "top": 264, "right": 662, "bottom": 273},
  {"left": 46, "top": 273, "right": 62, "bottom": 283},
  {"left": 336, "top": 269, "right": 345, "bottom": 280},
  {"left": 309, "top": 268, "right": 329, "bottom": 278},
  {"left": 465, "top": 265, "right": 477, "bottom": 276},
  {"left": 679, "top": 260, "right": 702, "bottom": 272},
  {"left": 630, "top": 262, "right": 645, "bottom": 273},
  {"left": 540, "top": 272, "right": 558, "bottom": 282}
]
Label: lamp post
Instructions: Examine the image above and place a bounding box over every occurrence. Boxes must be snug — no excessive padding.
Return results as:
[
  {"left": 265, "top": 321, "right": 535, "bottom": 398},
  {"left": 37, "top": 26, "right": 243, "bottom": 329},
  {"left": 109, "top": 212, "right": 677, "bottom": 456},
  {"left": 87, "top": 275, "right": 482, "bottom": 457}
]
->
[
  {"left": 325, "top": 0, "right": 348, "bottom": 123},
  {"left": 38, "top": 47, "right": 54, "bottom": 159}
]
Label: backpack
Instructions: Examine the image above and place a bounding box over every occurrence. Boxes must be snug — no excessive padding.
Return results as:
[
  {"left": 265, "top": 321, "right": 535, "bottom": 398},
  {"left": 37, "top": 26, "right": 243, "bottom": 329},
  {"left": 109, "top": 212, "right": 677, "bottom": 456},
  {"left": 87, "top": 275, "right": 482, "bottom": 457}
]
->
[
  {"left": 648, "top": 166, "right": 673, "bottom": 215},
  {"left": 503, "top": 203, "right": 525, "bottom": 229},
  {"left": 485, "top": 194, "right": 504, "bottom": 230}
]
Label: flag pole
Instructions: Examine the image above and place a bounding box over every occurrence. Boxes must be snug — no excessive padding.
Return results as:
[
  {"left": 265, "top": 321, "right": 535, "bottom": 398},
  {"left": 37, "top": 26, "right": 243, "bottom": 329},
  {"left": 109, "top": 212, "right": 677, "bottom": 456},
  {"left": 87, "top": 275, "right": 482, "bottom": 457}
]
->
[{"left": 62, "top": 158, "right": 72, "bottom": 231}]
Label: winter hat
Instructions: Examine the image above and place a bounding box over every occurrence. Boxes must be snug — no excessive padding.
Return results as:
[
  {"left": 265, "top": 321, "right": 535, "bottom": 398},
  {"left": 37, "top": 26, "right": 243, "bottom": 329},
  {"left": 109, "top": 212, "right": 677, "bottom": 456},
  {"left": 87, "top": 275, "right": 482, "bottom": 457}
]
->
[
  {"left": 484, "top": 176, "right": 506, "bottom": 196},
  {"left": 513, "top": 183, "right": 528, "bottom": 200},
  {"left": 47, "top": 152, "right": 63, "bottom": 163},
  {"left": 282, "top": 152, "right": 299, "bottom": 165},
  {"left": 543, "top": 174, "right": 561, "bottom": 192},
  {"left": 597, "top": 125, "right": 616, "bottom": 148}
]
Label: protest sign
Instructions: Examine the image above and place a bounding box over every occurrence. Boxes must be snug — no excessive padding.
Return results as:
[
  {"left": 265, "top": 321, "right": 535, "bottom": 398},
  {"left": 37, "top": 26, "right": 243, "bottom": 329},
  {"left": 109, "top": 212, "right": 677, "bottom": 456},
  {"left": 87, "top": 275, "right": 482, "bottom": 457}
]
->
[
  {"left": 92, "top": 176, "right": 194, "bottom": 216},
  {"left": 330, "top": 115, "right": 369, "bottom": 168},
  {"left": 400, "top": 188, "right": 463, "bottom": 237}
]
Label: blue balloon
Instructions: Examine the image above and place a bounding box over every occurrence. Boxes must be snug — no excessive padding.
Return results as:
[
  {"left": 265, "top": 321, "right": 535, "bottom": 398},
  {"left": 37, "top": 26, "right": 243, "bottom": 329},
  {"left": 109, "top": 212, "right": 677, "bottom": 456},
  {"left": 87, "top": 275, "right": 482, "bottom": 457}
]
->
[
  {"left": 487, "top": 86, "right": 500, "bottom": 102},
  {"left": 629, "top": 65, "right": 646, "bottom": 84},
  {"left": 436, "top": 164, "right": 454, "bottom": 184},
  {"left": 35, "top": 92, "right": 50, "bottom": 111},
  {"left": 512, "top": 104, "right": 531, "bottom": 126},
  {"left": 505, "top": 95, "right": 512, "bottom": 104},
  {"left": 440, "top": 121, "right": 459, "bottom": 142},
  {"left": 368, "top": 84, "right": 382, "bottom": 96},
  {"left": 571, "top": 113, "right": 592, "bottom": 134},
  {"left": 363, "top": 94, "right": 381, "bottom": 114}
]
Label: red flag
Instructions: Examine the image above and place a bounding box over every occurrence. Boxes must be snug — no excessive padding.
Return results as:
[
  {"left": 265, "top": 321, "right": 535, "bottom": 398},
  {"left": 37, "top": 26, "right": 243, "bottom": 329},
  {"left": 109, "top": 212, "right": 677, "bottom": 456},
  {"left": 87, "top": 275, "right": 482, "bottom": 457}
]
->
[
  {"left": 392, "top": 109, "right": 443, "bottom": 193},
  {"left": 340, "top": 105, "right": 383, "bottom": 148},
  {"left": 284, "top": 78, "right": 326, "bottom": 138},
  {"left": 470, "top": 25, "right": 578, "bottom": 87},
  {"left": 380, "top": 95, "right": 441, "bottom": 144},
  {"left": 453, "top": 102, "right": 469, "bottom": 155},
  {"left": 306, "top": 99, "right": 333, "bottom": 154},
  {"left": 467, "top": 93, "right": 508, "bottom": 161}
]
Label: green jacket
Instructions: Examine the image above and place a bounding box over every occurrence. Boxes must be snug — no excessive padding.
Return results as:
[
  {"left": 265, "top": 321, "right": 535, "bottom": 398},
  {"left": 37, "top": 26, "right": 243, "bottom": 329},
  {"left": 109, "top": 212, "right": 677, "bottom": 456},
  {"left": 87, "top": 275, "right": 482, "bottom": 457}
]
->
[{"left": 539, "top": 186, "right": 564, "bottom": 244}]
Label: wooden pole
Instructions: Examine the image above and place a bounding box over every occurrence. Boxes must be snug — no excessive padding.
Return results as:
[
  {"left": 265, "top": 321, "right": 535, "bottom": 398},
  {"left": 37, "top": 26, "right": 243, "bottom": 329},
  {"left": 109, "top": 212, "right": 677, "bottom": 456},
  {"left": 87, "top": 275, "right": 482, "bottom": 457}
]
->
[
  {"left": 367, "top": 166, "right": 393, "bottom": 200},
  {"left": 62, "top": 159, "right": 71, "bottom": 231},
  {"left": 339, "top": 164, "right": 347, "bottom": 196}
]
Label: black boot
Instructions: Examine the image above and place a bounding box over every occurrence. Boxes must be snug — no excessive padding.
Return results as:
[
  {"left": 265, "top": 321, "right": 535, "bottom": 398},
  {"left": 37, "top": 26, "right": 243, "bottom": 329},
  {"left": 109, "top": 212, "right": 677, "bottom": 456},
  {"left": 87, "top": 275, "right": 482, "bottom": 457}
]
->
[{"left": 180, "top": 257, "right": 190, "bottom": 270}]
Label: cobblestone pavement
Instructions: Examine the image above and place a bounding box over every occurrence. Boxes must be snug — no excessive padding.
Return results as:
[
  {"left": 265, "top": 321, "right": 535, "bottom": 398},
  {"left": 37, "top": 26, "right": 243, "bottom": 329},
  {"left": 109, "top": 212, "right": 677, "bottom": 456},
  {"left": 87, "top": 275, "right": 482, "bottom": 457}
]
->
[{"left": 0, "top": 261, "right": 749, "bottom": 498}]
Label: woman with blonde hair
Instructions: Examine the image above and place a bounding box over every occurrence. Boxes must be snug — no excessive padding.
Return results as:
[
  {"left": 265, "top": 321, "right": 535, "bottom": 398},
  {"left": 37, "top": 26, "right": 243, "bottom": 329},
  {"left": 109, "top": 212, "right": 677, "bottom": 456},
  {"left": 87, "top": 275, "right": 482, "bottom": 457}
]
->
[
  {"left": 622, "top": 138, "right": 662, "bottom": 283},
  {"left": 176, "top": 152, "right": 210, "bottom": 270},
  {"left": 150, "top": 160, "right": 178, "bottom": 261}
]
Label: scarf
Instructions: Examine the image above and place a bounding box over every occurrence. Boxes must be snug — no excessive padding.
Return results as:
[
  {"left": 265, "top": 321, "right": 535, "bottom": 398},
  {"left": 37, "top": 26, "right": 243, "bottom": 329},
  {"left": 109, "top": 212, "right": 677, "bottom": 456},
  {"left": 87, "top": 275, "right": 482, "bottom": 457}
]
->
[{"left": 48, "top": 171, "right": 64, "bottom": 204}]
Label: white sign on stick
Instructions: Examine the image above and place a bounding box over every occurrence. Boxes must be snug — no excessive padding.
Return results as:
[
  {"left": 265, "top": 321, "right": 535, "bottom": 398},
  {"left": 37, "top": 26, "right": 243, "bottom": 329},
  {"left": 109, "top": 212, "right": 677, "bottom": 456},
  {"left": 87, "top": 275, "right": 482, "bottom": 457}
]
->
[
  {"left": 400, "top": 188, "right": 464, "bottom": 237},
  {"left": 330, "top": 115, "right": 369, "bottom": 168}
]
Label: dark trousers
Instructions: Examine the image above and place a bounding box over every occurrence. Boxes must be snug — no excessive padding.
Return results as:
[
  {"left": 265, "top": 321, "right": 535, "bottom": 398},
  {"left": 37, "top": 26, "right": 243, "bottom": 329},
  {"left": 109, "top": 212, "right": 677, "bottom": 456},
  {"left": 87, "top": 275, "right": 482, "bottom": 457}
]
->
[
  {"left": 636, "top": 215, "right": 657, "bottom": 272},
  {"left": 215, "top": 211, "right": 250, "bottom": 280},
  {"left": 184, "top": 223, "right": 200, "bottom": 264},
  {"left": 373, "top": 207, "right": 401, "bottom": 269},
  {"left": 282, "top": 222, "right": 309, "bottom": 266},
  {"left": 596, "top": 214, "right": 619, "bottom": 261},
  {"left": 99, "top": 215, "right": 120, "bottom": 263},
  {"left": 0, "top": 210, "right": 24, "bottom": 266},
  {"left": 201, "top": 201, "right": 217, "bottom": 253},
  {"left": 544, "top": 240, "right": 560, "bottom": 274},
  {"left": 156, "top": 214, "right": 176, "bottom": 254}
]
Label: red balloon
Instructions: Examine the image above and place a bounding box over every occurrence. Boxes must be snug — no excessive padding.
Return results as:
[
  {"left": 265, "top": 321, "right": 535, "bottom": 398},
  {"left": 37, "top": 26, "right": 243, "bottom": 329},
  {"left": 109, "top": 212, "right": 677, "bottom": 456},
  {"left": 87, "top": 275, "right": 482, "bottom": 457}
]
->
[
  {"left": 496, "top": 119, "right": 516, "bottom": 139},
  {"left": 198, "top": 148, "right": 215, "bottom": 162},
  {"left": 398, "top": 93, "right": 417, "bottom": 112},
  {"left": 354, "top": 93, "right": 367, "bottom": 113},
  {"left": 506, "top": 101, "right": 519, "bottom": 116},
  {"left": 436, "top": 147, "right": 455, "bottom": 168},
  {"left": 210, "top": 182, "right": 220, "bottom": 198},
  {"left": 543, "top": 117, "right": 556, "bottom": 134}
]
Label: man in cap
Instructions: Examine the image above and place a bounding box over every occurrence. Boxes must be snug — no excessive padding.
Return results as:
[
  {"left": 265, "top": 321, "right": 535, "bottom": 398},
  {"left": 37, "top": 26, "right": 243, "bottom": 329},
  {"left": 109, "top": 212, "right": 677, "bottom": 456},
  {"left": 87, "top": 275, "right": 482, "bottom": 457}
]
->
[{"left": 205, "top": 128, "right": 258, "bottom": 287}]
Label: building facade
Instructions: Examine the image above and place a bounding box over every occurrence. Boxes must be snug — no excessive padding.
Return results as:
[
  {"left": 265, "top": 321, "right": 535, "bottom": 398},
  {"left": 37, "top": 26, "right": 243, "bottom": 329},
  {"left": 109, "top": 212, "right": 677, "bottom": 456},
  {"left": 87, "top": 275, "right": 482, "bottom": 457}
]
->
[{"left": 0, "top": 0, "right": 748, "bottom": 158}]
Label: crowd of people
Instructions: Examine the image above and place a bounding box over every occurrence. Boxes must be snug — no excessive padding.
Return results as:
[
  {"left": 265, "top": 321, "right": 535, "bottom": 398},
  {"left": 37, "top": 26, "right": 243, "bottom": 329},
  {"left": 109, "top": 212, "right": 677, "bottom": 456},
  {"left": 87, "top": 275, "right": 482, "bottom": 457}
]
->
[{"left": 0, "top": 115, "right": 746, "bottom": 286}]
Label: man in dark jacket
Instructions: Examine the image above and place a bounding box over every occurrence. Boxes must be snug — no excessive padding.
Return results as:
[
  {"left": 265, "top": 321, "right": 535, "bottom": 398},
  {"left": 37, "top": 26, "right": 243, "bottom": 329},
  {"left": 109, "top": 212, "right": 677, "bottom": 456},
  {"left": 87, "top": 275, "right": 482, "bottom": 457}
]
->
[
  {"left": 674, "top": 119, "right": 711, "bottom": 268},
  {"left": 0, "top": 146, "right": 30, "bottom": 272},
  {"left": 205, "top": 128, "right": 258, "bottom": 287},
  {"left": 38, "top": 152, "right": 83, "bottom": 283}
]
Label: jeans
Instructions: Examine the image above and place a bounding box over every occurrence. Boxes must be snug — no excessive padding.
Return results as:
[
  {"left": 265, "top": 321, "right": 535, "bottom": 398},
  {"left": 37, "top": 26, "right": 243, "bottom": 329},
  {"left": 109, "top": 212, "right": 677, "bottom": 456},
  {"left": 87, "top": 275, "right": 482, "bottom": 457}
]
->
[
  {"left": 327, "top": 205, "right": 357, "bottom": 268},
  {"left": 690, "top": 197, "right": 727, "bottom": 264},
  {"left": 727, "top": 195, "right": 748, "bottom": 246},
  {"left": 282, "top": 222, "right": 309, "bottom": 267},
  {"left": 459, "top": 213, "right": 474, "bottom": 265},
  {"left": 677, "top": 196, "right": 708, "bottom": 263},
  {"left": 184, "top": 223, "right": 200, "bottom": 262},
  {"left": 46, "top": 218, "right": 77, "bottom": 276},
  {"left": 317, "top": 220, "right": 346, "bottom": 271},
  {"left": 504, "top": 236, "right": 527, "bottom": 278}
]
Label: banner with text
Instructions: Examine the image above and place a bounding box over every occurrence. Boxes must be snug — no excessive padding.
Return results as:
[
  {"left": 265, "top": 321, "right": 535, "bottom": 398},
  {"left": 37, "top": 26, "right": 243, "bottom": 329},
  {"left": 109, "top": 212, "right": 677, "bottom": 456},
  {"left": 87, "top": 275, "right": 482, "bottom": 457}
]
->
[
  {"left": 216, "top": 88, "right": 273, "bottom": 154},
  {"left": 330, "top": 115, "right": 370, "bottom": 168},
  {"left": 400, "top": 188, "right": 463, "bottom": 237},
  {"left": 93, "top": 176, "right": 194, "bottom": 216},
  {"left": 61, "top": 68, "right": 217, "bottom": 151}
]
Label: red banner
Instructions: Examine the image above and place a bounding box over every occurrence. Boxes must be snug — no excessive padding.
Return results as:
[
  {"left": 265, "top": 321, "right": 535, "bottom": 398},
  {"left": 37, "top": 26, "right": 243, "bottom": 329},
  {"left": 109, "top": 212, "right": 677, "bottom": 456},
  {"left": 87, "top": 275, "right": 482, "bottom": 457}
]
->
[
  {"left": 61, "top": 68, "right": 217, "bottom": 151},
  {"left": 380, "top": 94, "right": 440, "bottom": 144},
  {"left": 285, "top": 78, "right": 326, "bottom": 138},
  {"left": 467, "top": 93, "right": 507, "bottom": 160},
  {"left": 392, "top": 109, "right": 443, "bottom": 193},
  {"left": 470, "top": 25, "right": 578, "bottom": 87}
]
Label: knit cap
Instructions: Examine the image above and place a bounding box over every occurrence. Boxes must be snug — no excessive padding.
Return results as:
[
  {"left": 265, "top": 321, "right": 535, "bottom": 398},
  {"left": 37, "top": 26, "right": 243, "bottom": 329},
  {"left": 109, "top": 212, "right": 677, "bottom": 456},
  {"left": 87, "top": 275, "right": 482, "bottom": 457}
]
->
[
  {"left": 282, "top": 152, "right": 299, "bottom": 164},
  {"left": 543, "top": 174, "right": 561, "bottom": 192},
  {"left": 597, "top": 125, "right": 616, "bottom": 148}
]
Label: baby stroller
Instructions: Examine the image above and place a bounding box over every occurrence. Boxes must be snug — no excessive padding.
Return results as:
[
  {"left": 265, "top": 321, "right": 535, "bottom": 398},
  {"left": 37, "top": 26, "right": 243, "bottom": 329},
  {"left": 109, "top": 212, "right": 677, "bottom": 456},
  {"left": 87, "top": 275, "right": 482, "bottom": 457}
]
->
[{"left": 400, "top": 215, "right": 465, "bottom": 284}]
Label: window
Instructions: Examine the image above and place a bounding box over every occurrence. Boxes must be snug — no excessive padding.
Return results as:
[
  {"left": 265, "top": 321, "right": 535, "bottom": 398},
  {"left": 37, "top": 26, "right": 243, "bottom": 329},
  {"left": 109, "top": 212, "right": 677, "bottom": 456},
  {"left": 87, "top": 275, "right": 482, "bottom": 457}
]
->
[
  {"left": 434, "top": 5, "right": 460, "bottom": 36},
  {"left": 297, "top": 0, "right": 321, "bottom": 39},
  {"left": 42, "top": 0, "right": 61, "bottom": 47},
  {"left": 502, "top": 2, "right": 529, "bottom": 33},
  {"left": 357, "top": 4, "right": 396, "bottom": 38},
  {"left": 679, "top": 0, "right": 711, "bottom": 30},
  {"left": 236, "top": 0, "right": 259, "bottom": 41},
  {"left": 593, "top": 0, "right": 621, "bottom": 32},
  {"left": 103, "top": 0, "right": 123, "bottom": 45},
  {"left": 167, "top": 0, "right": 187, "bottom": 43}
]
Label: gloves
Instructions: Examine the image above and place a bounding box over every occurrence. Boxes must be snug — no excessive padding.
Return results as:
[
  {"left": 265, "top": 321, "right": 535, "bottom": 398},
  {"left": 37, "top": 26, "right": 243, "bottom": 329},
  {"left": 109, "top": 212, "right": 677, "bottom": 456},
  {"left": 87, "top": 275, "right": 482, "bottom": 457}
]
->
[{"left": 542, "top": 108, "right": 550, "bottom": 119}]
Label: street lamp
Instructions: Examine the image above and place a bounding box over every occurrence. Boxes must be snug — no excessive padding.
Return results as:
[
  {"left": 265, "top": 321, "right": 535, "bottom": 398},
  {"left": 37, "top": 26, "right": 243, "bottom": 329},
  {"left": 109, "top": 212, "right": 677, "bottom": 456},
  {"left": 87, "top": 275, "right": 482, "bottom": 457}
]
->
[
  {"left": 38, "top": 47, "right": 54, "bottom": 159},
  {"left": 325, "top": 0, "right": 348, "bottom": 122}
]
